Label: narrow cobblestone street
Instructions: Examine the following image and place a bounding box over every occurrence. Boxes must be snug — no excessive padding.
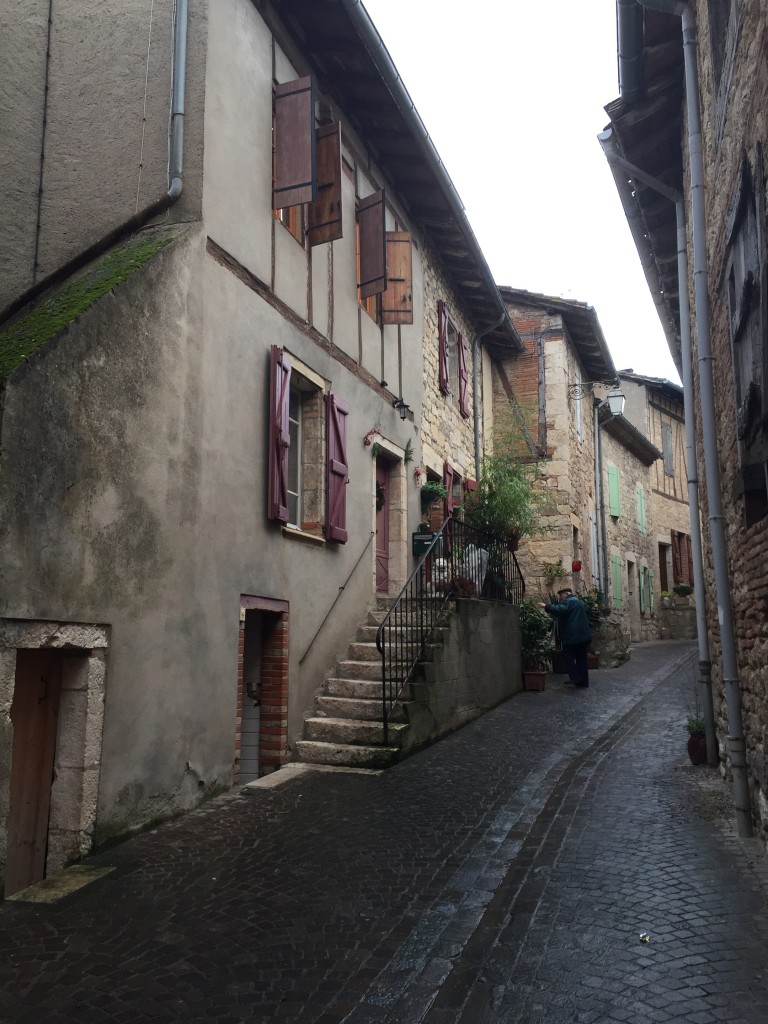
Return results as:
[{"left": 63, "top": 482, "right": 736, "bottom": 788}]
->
[{"left": 3, "top": 640, "right": 768, "bottom": 1024}]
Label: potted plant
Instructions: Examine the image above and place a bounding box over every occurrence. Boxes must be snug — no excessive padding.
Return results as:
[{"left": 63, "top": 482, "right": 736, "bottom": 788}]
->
[
  {"left": 419, "top": 479, "right": 448, "bottom": 529},
  {"left": 686, "top": 716, "right": 707, "bottom": 765},
  {"left": 464, "top": 452, "right": 544, "bottom": 544},
  {"left": 519, "top": 598, "right": 557, "bottom": 691}
]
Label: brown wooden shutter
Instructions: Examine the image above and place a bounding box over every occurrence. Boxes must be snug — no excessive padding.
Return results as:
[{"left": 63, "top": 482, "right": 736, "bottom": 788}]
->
[
  {"left": 381, "top": 232, "right": 413, "bottom": 324},
  {"left": 442, "top": 461, "right": 454, "bottom": 555},
  {"left": 457, "top": 332, "right": 469, "bottom": 417},
  {"left": 438, "top": 300, "right": 449, "bottom": 395},
  {"left": 307, "top": 122, "right": 342, "bottom": 246},
  {"left": 268, "top": 346, "right": 292, "bottom": 523},
  {"left": 671, "top": 531, "right": 682, "bottom": 582},
  {"left": 273, "top": 76, "right": 317, "bottom": 209},
  {"left": 325, "top": 393, "right": 349, "bottom": 543},
  {"left": 358, "top": 190, "right": 387, "bottom": 298}
]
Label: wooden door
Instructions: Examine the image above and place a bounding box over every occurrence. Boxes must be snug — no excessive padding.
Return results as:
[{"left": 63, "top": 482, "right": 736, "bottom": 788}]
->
[
  {"left": 375, "top": 458, "right": 390, "bottom": 593},
  {"left": 5, "top": 650, "right": 62, "bottom": 897}
]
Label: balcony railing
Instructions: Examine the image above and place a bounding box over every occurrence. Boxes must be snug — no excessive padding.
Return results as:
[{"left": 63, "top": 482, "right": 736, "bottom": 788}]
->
[{"left": 375, "top": 516, "right": 525, "bottom": 743}]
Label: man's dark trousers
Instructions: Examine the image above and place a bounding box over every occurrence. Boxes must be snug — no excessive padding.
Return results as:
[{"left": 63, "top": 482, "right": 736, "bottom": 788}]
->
[{"left": 564, "top": 641, "right": 590, "bottom": 686}]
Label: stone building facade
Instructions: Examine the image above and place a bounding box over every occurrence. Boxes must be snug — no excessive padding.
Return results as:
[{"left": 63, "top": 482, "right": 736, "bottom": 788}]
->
[
  {"left": 619, "top": 372, "right": 694, "bottom": 598},
  {"left": 0, "top": 0, "right": 520, "bottom": 894},
  {"left": 606, "top": 1, "right": 768, "bottom": 836}
]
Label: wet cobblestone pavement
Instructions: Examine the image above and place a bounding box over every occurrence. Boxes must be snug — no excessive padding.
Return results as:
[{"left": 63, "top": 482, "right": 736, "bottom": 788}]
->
[{"left": 3, "top": 641, "right": 768, "bottom": 1023}]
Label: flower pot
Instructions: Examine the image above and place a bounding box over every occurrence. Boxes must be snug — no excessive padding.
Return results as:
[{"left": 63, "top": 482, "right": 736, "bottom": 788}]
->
[
  {"left": 687, "top": 733, "right": 707, "bottom": 765},
  {"left": 523, "top": 670, "right": 547, "bottom": 691}
]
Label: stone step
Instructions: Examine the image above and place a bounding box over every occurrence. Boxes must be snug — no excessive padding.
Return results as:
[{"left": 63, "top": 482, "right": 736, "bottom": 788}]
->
[
  {"left": 325, "top": 677, "right": 382, "bottom": 699},
  {"left": 295, "top": 740, "right": 400, "bottom": 770},
  {"left": 305, "top": 717, "right": 409, "bottom": 747},
  {"left": 316, "top": 695, "right": 405, "bottom": 721},
  {"left": 357, "top": 623, "right": 448, "bottom": 645},
  {"left": 337, "top": 659, "right": 383, "bottom": 681},
  {"left": 348, "top": 641, "right": 380, "bottom": 662}
]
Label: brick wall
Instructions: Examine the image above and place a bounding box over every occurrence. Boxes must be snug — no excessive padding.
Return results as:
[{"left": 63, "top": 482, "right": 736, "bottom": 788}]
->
[{"left": 234, "top": 608, "right": 289, "bottom": 782}]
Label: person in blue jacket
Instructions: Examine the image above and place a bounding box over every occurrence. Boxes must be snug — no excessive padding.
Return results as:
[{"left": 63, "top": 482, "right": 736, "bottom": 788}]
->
[{"left": 539, "top": 588, "right": 592, "bottom": 688}]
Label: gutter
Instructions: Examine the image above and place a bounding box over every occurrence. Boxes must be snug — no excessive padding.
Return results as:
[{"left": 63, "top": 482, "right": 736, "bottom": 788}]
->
[
  {"left": 338, "top": 0, "right": 522, "bottom": 352},
  {"left": 619, "top": 0, "right": 752, "bottom": 835},
  {"left": 0, "top": 0, "right": 189, "bottom": 329}
]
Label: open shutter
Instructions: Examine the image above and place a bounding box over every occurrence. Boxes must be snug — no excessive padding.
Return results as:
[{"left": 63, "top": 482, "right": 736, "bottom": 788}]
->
[
  {"left": 273, "top": 76, "right": 317, "bottom": 209},
  {"left": 639, "top": 566, "right": 646, "bottom": 613},
  {"left": 636, "top": 484, "right": 646, "bottom": 533},
  {"left": 438, "top": 300, "right": 450, "bottom": 395},
  {"left": 611, "top": 554, "right": 623, "bottom": 609},
  {"left": 381, "top": 232, "right": 413, "bottom": 324},
  {"left": 268, "top": 346, "right": 292, "bottom": 523},
  {"left": 358, "top": 190, "right": 387, "bottom": 298},
  {"left": 442, "top": 461, "right": 454, "bottom": 555},
  {"left": 686, "top": 534, "right": 694, "bottom": 584},
  {"left": 649, "top": 569, "right": 655, "bottom": 613},
  {"left": 608, "top": 465, "right": 621, "bottom": 516},
  {"left": 457, "top": 333, "right": 470, "bottom": 417},
  {"left": 325, "top": 393, "right": 349, "bottom": 543},
  {"left": 307, "top": 122, "right": 342, "bottom": 246},
  {"left": 671, "top": 531, "right": 682, "bottom": 582}
]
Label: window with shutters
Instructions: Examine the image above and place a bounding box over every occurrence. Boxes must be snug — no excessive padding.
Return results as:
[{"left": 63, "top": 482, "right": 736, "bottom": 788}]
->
[
  {"left": 436, "top": 303, "right": 468, "bottom": 414},
  {"left": 725, "top": 153, "right": 768, "bottom": 525},
  {"left": 636, "top": 484, "right": 646, "bottom": 534},
  {"left": 272, "top": 76, "right": 317, "bottom": 245},
  {"left": 267, "top": 347, "right": 325, "bottom": 537},
  {"left": 607, "top": 465, "right": 621, "bottom": 517},
  {"left": 357, "top": 189, "right": 387, "bottom": 322}
]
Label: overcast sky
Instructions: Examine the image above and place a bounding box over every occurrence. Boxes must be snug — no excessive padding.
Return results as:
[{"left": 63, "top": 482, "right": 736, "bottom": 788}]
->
[{"left": 362, "top": 0, "right": 681, "bottom": 385}]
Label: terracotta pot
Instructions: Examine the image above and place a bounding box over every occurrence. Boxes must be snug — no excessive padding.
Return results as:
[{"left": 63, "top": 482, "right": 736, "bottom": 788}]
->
[
  {"left": 572, "top": 559, "right": 582, "bottom": 572},
  {"left": 523, "top": 670, "right": 547, "bottom": 691},
  {"left": 687, "top": 733, "right": 707, "bottom": 765}
]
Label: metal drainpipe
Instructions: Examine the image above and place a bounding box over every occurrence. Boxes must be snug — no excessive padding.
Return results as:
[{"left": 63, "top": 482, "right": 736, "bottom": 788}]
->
[
  {"left": 634, "top": 0, "right": 752, "bottom": 833},
  {"left": 593, "top": 402, "right": 608, "bottom": 597},
  {"left": 472, "top": 312, "right": 507, "bottom": 475},
  {"left": 0, "top": 0, "right": 188, "bottom": 327},
  {"left": 598, "top": 132, "right": 717, "bottom": 767}
]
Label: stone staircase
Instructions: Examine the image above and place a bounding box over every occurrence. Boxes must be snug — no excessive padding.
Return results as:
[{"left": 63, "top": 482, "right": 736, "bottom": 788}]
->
[{"left": 296, "top": 597, "right": 430, "bottom": 769}]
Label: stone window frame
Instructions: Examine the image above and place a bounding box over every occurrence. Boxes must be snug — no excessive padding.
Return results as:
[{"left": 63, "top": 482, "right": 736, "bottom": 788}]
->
[
  {"left": 283, "top": 354, "right": 327, "bottom": 538},
  {"left": 1, "top": 620, "right": 109, "bottom": 885}
]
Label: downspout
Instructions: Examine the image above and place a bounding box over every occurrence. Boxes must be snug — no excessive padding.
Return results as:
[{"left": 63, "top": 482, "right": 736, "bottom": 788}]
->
[
  {"left": 0, "top": 0, "right": 189, "bottom": 328},
  {"left": 338, "top": 0, "right": 519, "bottom": 348},
  {"left": 631, "top": 0, "right": 752, "bottom": 834},
  {"left": 472, "top": 312, "right": 507, "bottom": 475},
  {"left": 593, "top": 401, "right": 608, "bottom": 597},
  {"left": 599, "top": 129, "right": 716, "bottom": 766}
]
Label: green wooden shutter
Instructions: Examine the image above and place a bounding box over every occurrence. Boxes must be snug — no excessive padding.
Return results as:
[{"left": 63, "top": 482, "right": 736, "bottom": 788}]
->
[
  {"left": 639, "top": 565, "right": 646, "bottom": 613},
  {"left": 608, "top": 466, "right": 621, "bottom": 516},
  {"left": 636, "top": 484, "right": 646, "bottom": 533},
  {"left": 611, "top": 554, "right": 623, "bottom": 609},
  {"left": 649, "top": 569, "right": 655, "bottom": 613}
]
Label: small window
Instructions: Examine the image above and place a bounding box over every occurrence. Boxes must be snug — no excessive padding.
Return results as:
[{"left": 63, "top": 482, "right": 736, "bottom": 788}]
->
[
  {"left": 447, "top": 319, "right": 460, "bottom": 400},
  {"left": 276, "top": 204, "right": 305, "bottom": 245}
]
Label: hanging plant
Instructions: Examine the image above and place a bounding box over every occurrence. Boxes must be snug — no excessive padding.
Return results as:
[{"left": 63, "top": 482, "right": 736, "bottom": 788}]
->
[
  {"left": 375, "top": 480, "right": 386, "bottom": 512},
  {"left": 363, "top": 427, "right": 382, "bottom": 447},
  {"left": 404, "top": 438, "right": 414, "bottom": 464}
]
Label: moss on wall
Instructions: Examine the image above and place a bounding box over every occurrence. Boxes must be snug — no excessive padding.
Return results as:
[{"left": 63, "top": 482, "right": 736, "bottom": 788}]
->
[{"left": 0, "top": 230, "right": 179, "bottom": 383}]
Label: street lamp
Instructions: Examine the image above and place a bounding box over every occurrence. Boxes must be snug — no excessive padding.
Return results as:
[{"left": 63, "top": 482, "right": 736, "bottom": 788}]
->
[
  {"left": 606, "top": 389, "right": 625, "bottom": 417},
  {"left": 392, "top": 397, "right": 410, "bottom": 420}
]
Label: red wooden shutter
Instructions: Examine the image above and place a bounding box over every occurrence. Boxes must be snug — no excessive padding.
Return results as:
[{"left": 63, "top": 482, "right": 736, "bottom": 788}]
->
[
  {"left": 268, "top": 346, "right": 292, "bottom": 523},
  {"left": 308, "top": 122, "right": 342, "bottom": 246},
  {"left": 273, "top": 76, "right": 317, "bottom": 209},
  {"left": 358, "top": 190, "right": 387, "bottom": 298},
  {"left": 381, "top": 232, "right": 413, "bottom": 324},
  {"left": 325, "top": 393, "right": 349, "bottom": 543},
  {"left": 438, "top": 300, "right": 449, "bottom": 395},
  {"left": 457, "top": 332, "right": 469, "bottom": 417},
  {"left": 686, "top": 534, "right": 694, "bottom": 584}
]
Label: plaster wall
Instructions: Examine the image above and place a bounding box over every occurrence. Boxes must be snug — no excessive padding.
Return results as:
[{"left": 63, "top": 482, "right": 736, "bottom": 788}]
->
[
  {"left": 0, "top": 0, "right": 207, "bottom": 309},
  {"left": 407, "top": 600, "right": 522, "bottom": 746}
]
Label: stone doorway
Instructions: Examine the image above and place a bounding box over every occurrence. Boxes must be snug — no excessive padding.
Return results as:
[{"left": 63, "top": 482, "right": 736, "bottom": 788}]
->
[{"left": 1, "top": 620, "right": 108, "bottom": 898}]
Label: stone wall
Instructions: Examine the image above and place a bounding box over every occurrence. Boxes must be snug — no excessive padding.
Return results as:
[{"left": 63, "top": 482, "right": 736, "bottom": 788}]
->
[{"left": 602, "top": 430, "right": 658, "bottom": 642}]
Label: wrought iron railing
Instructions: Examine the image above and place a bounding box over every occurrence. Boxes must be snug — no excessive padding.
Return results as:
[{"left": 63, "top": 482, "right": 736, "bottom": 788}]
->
[{"left": 376, "top": 516, "right": 525, "bottom": 743}]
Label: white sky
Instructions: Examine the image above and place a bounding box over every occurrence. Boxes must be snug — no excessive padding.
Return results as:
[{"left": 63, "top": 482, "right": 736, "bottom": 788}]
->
[{"left": 362, "top": 0, "right": 681, "bottom": 385}]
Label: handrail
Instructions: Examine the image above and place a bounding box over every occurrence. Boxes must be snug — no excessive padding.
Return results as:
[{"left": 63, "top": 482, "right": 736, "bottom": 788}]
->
[
  {"left": 376, "top": 517, "right": 525, "bottom": 743},
  {"left": 299, "top": 530, "right": 375, "bottom": 665}
]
